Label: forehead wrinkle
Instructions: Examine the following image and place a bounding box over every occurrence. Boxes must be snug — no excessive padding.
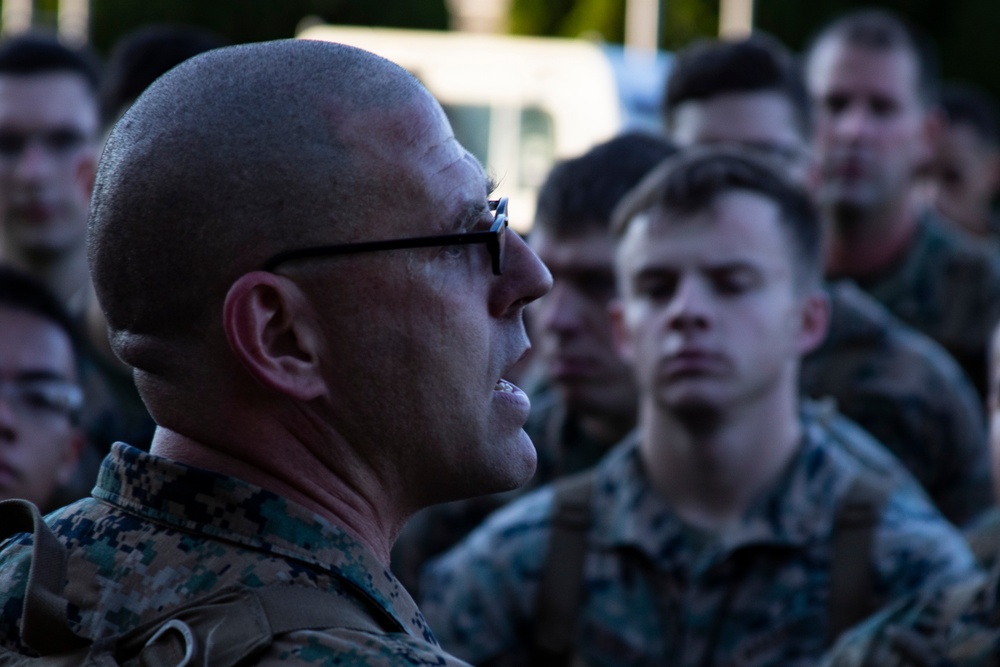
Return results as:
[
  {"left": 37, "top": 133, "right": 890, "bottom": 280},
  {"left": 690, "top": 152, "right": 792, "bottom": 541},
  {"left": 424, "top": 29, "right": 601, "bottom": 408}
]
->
[{"left": 425, "top": 136, "right": 477, "bottom": 178}]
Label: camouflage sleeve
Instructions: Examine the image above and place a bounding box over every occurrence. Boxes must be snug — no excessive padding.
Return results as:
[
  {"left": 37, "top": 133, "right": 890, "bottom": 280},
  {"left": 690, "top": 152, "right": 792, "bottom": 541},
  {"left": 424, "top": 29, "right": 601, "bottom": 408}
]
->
[
  {"left": 820, "top": 571, "right": 999, "bottom": 667},
  {"left": 872, "top": 481, "right": 980, "bottom": 603},
  {"left": 907, "top": 338, "right": 992, "bottom": 526},
  {"left": 418, "top": 487, "right": 556, "bottom": 666},
  {"left": 0, "top": 539, "right": 32, "bottom": 652},
  {"left": 820, "top": 593, "right": 934, "bottom": 667},
  {"left": 836, "top": 379, "right": 990, "bottom": 526}
]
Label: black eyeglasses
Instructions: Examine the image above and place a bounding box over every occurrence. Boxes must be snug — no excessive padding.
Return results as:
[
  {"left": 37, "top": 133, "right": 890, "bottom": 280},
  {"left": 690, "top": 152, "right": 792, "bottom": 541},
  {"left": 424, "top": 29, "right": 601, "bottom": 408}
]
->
[{"left": 262, "top": 197, "right": 509, "bottom": 275}]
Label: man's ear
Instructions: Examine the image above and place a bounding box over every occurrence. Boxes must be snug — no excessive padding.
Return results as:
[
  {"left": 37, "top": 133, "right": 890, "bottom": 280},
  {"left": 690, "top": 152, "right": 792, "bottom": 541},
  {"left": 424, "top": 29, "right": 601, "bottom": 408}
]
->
[
  {"left": 608, "top": 298, "right": 634, "bottom": 362},
  {"left": 223, "top": 272, "right": 326, "bottom": 400},
  {"left": 796, "top": 288, "right": 830, "bottom": 356}
]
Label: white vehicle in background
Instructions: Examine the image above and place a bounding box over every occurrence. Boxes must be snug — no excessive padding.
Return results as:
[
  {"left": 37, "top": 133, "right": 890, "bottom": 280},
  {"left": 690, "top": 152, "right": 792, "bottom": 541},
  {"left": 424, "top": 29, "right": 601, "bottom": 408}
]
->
[{"left": 297, "top": 24, "right": 671, "bottom": 231}]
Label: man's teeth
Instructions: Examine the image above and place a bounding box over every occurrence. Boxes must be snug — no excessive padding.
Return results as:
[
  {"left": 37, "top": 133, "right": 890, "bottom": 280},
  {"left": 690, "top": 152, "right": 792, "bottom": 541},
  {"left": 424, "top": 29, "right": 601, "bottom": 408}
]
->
[{"left": 495, "top": 379, "right": 516, "bottom": 393}]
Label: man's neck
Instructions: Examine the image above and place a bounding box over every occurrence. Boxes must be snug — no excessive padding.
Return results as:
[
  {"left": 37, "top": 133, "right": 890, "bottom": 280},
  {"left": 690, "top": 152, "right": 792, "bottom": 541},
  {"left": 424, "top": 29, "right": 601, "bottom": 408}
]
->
[
  {"left": 638, "top": 391, "right": 801, "bottom": 533},
  {"left": 824, "top": 196, "right": 920, "bottom": 281},
  {"left": 2, "top": 241, "right": 90, "bottom": 318},
  {"left": 150, "top": 425, "right": 401, "bottom": 565}
]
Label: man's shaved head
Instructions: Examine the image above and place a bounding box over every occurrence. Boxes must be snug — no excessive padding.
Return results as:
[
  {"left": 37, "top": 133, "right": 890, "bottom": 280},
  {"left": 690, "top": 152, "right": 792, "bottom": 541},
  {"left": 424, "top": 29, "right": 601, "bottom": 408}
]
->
[
  {"left": 77, "top": 35, "right": 552, "bottom": 559},
  {"left": 89, "top": 40, "right": 426, "bottom": 371}
]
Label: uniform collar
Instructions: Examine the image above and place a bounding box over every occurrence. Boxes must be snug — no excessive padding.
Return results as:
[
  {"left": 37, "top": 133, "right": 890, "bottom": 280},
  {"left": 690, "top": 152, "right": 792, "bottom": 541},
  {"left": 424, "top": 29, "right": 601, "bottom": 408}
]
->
[
  {"left": 592, "top": 408, "right": 854, "bottom": 574},
  {"left": 93, "top": 443, "right": 435, "bottom": 643}
]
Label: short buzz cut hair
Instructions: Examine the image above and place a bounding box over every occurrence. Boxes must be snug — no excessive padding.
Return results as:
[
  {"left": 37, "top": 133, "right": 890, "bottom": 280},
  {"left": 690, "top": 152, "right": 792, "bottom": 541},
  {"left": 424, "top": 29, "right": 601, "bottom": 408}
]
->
[
  {"left": 807, "top": 7, "right": 939, "bottom": 108},
  {"left": 940, "top": 82, "right": 1000, "bottom": 148},
  {"left": 89, "top": 40, "right": 427, "bottom": 363},
  {"left": 0, "top": 33, "right": 100, "bottom": 93},
  {"left": 663, "top": 33, "right": 812, "bottom": 138},
  {"left": 100, "top": 24, "right": 228, "bottom": 126},
  {"left": 534, "top": 131, "right": 677, "bottom": 236},
  {"left": 612, "top": 147, "right": 823, "bottom": 289}
]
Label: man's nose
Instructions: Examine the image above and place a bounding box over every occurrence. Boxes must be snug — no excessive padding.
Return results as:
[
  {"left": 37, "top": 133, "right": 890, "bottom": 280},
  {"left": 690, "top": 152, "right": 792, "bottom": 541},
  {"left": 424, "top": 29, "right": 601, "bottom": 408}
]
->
[
  {"left": 492, "top": 231, "right": 553, "bottom": 317},
  {"left": 12, "top": 141, "right": 57, "bottom": 182},
  {"left": 832, "top": 103, "right": 874, "bottom": 141},
  {"left": 666, "top": 277, "right": 712, "bottom": 332},
  {"left": 0, "top": 391, "right": 19, "bottom": 440}
]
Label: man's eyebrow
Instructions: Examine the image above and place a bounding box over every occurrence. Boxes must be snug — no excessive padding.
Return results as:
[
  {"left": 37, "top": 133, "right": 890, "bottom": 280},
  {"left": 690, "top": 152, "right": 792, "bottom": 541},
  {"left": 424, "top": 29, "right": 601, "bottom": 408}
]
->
[
  {"left": 451, "top": 199, "right": 491, "bottom": 233},
  {"left": 632, "top": 258, "right": 758, "bottom": 278},
  {"left": 633, "top": 265, "right": 675, "bottom": 281},
  {"left": 13, "top": 369, "right": 74, "bottom": 383},
  {"left": 448, "top": 177, "right": 498, "bottom": 233}
]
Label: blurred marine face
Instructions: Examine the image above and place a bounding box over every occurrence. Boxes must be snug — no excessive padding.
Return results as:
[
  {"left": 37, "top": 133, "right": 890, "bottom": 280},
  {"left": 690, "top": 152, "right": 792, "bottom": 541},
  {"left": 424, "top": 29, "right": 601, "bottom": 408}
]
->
[
  {"left": 0, "top": 73, "right": 99, "bottom": 259},
  {"left": 930, "top": 122, "right": 1000, "bottom": 234},
  {"left": 613, "top": 191, "right": 819, "bottom": 417},
  {"left": 530, "top": 227, "right": 636, "bottom": 419},
  {"left": 0, "top": 306, "right": 81, "bottom": 509},
  {"left": 808, "top": 40, "right": 931, "bottom": 217}
]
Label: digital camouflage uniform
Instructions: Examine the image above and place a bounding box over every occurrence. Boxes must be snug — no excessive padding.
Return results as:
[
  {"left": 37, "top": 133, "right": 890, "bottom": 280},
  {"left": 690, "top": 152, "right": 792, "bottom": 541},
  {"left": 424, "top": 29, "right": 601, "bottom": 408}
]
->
[
  {"left": 0, "top": 443, "right": 471, "bottom": 666},
  {"left": 802, "top": 280, "right": 991, "bottom": 525},
  {"left": 819, "top": 566, "right": 1000, "bottom": 666},
  {"left": 419, "top": 403, "right": 978, "bottom": 667},
  {"left": 850, "top": 210, "right": 1000, "bottom": 398}
]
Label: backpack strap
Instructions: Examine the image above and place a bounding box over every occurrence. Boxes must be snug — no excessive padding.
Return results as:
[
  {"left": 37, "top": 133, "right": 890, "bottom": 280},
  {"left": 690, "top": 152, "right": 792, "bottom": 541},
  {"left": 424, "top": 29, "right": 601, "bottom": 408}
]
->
[
  {"left": 0, "top": 499, "right": 406, "bottom": 667},
  {"left": 529, "top": 470, "right": 596, "bottom": 667},
  {"left": 0, "top": 499, "right": 90, "bottom": 654},
  {"left": 828, "top": 472, "right": 890, "bottom": 642},
  {"left": 123, "top": 584, "right": 399, "bottom": 667}
]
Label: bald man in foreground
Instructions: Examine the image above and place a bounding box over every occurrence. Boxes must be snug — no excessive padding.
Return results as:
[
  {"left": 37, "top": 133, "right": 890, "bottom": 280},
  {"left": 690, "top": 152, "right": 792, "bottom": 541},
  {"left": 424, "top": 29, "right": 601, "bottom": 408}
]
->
[{"left": 0, "top": 39, "right": 550, "bottom": 665}]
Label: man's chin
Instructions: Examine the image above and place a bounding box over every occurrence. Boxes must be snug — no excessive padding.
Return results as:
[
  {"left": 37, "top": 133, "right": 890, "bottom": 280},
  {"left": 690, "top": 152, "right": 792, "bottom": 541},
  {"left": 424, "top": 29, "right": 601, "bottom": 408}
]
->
[
  {"left": 431, "top": 431, "right": 537, "bottom": 504},
  {"left": 821, "top": 187, "right": 880, "bottom": 223},
  {"left": 658, "top": 395, "right": 724, "bottom": 435},
  {"left": 490, "top": 430, "right": 538, "bottom": 491}
]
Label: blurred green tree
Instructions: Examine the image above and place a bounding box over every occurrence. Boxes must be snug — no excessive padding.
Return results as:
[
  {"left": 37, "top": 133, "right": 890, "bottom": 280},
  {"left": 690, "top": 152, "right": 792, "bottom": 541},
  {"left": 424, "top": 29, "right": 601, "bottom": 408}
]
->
[{"left": 509, "top": 0, "right": 717, "bottom": 50}]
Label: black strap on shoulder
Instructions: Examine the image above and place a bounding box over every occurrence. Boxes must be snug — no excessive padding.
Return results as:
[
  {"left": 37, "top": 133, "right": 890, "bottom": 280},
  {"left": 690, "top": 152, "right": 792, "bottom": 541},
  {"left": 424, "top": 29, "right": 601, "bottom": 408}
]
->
[
  {"left": 0, "top": 499, "right": 90, "bottom": 654},
  {"left": 828, "top": 472, "right": 890, "bottom": 642},
  {"left": 529, "top": 470, "right": 596, "bottom": 667},
  {"left": 0, "top": 498, "right": 407, "bottom": 667},
  {"left": 120, "top": 584, "right": 397, "bottom": 667}
]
